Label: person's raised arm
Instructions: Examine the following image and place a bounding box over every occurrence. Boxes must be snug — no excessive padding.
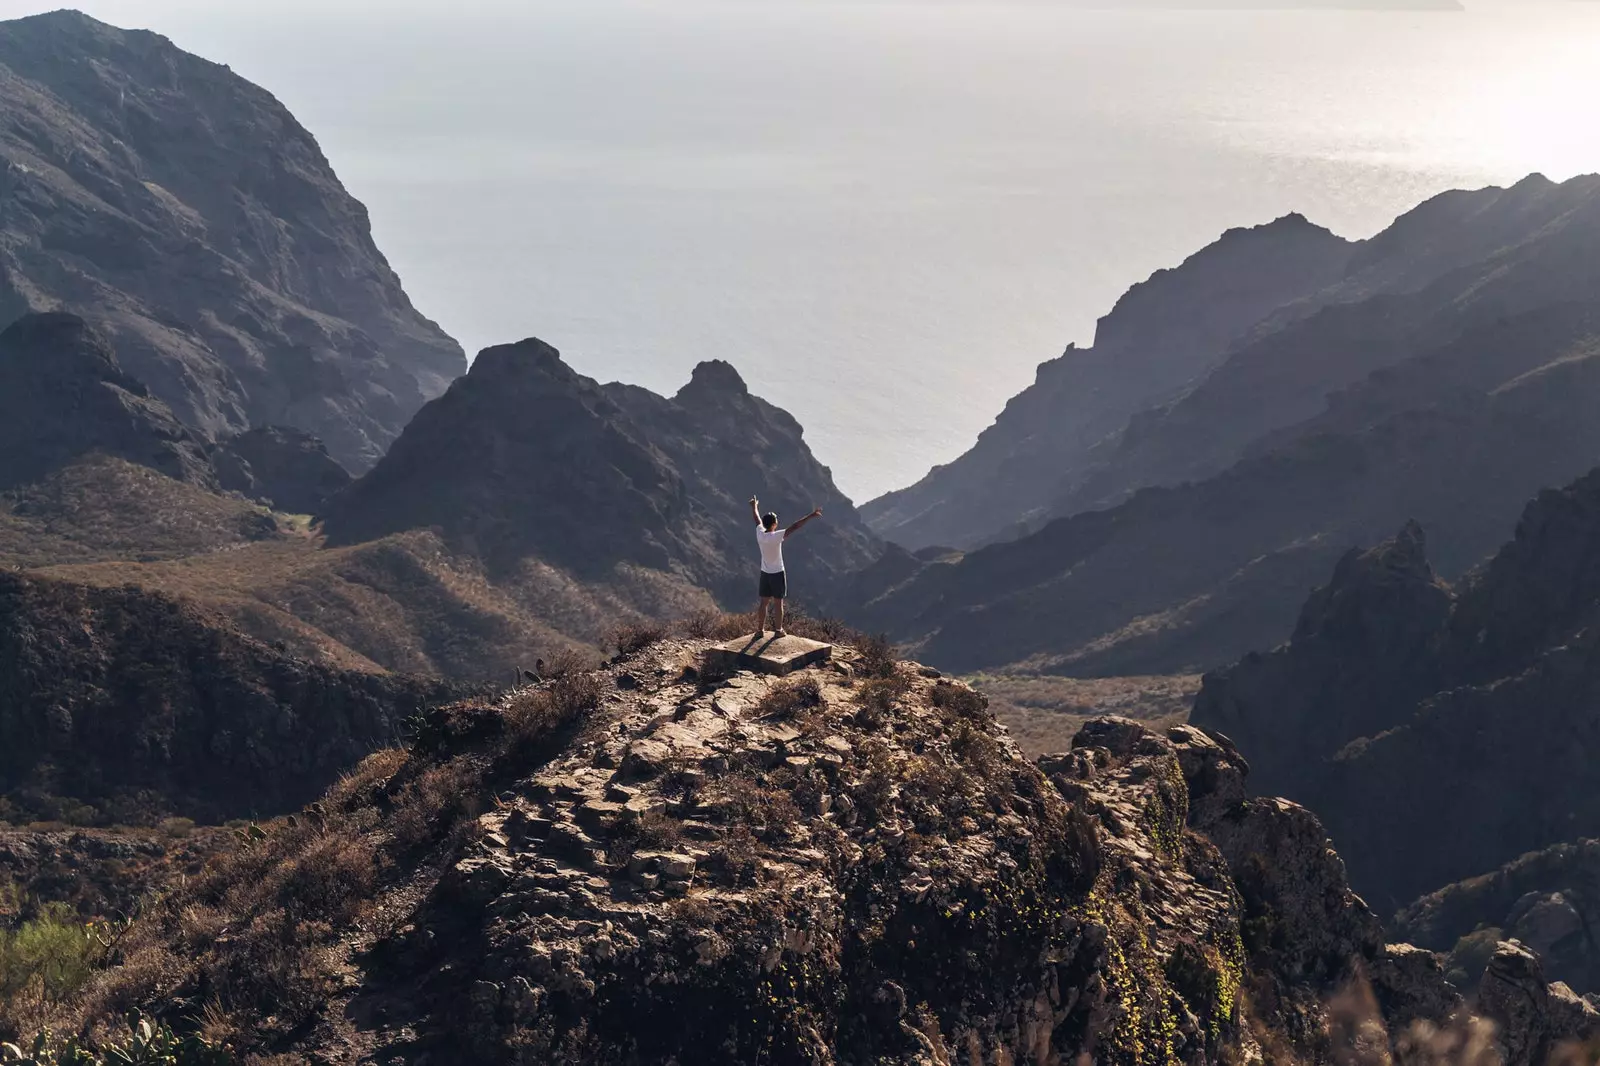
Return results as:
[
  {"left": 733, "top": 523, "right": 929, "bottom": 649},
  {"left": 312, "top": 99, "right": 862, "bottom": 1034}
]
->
[
  {"left": 750, "top": 496, "right": 762, "bottom": 526},
  {"left": 784, "top": 507, "right": 823, "bottom": 539}
]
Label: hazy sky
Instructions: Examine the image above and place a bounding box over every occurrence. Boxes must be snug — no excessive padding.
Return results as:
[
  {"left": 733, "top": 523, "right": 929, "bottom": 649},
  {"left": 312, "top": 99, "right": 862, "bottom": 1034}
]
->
[{"left": 4, "top": 0, "right": 1596, "bottom": 499}]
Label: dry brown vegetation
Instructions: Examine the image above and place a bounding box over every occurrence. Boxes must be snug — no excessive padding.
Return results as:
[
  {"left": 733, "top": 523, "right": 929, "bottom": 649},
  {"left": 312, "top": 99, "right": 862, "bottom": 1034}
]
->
[
  {"left": 970, "top": 672, "right": 1200, "bottom": 757},
  {"left": 1, "top": 665, "right": 606, "bottom": 1056},
  {"left": 0, "top": 456, "right": 285, "bottom": 569}
]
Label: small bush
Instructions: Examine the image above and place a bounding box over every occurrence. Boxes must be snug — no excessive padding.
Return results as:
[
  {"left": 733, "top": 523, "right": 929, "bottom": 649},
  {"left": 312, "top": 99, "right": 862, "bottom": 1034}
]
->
[
  {"left": 611, "top": 621, "right": 667, "bottom": 656},
  {"left": 1, "top": 1013, "right": 231, "bottom": 1065},
  {"left": 157, "top": 817, "right": 196, "bottom": 840},
  {"left": 854, "top": 673, "right": 911, "bottom": 729},
  {"left": 550, "top": 671, "right": 604, "bottom": 716},
  {"left": 929, "top": 682, "right": 989, "bottom": 722},
  {"left": 0, "top": 903, "right": 106, "bottom": 1004},
  {"left": 679, "top": 611, "right": 756, "bottom": 642},
  {"left": 542, "top": 647, "right": 594, "bottom": 679},
  {"left": 780, "top": 613, "right": 862, "bottom": 645},
  {"left": 853, "top": 634, "right": 899, "bottom": 679},
  {"left": 756, "top": 677, "right": 823, "bottom": 720}
]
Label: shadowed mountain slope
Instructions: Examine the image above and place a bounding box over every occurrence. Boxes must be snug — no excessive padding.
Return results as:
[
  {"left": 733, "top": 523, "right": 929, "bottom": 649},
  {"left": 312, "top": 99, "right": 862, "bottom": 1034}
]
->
[
  {"left": 0, "top": 9, "right": 464, "bottom": 470},
  {"left": 323, "top": 339, "right": 881, "bottom": 608},
  {"left": 0, "top": 570, "right": 464, "bottom": 826},
  {"left": 861, "top": 214, "right": 1355, "bottom": 550},
  {"left": 0, "top": 311, "right": 216, "bottom": 492},
  {"left": 1192, "top": 467, "right": 1600, "bottom": 909}
]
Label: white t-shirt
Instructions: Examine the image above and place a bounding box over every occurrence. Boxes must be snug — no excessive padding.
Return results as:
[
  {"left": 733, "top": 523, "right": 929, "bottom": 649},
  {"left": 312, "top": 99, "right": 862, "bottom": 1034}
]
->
[{"left": 757, "top": 527, "right": 786, "bottom": 573}]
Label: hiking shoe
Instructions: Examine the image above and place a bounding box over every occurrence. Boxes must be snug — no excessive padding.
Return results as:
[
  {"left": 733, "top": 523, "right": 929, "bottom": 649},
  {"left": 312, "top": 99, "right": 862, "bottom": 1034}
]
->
[{"left": 774, "top": 629, "right": 787, "bottom": 637}]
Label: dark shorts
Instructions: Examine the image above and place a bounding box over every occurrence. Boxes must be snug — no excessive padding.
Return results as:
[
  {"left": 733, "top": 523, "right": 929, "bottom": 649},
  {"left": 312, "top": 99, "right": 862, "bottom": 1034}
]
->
[{"left": 758, "top": 569, "right": 787, "bottom": 600}]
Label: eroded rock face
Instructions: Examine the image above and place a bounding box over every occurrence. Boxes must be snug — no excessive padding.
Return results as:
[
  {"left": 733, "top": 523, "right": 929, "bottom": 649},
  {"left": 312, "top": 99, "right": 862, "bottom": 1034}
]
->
[
  {"left": 1193, "top": 469, "right": 1600, "bottom": 909},
  {"left": 0, "top": 10, "right": 465, "bottom": 470},
  {"left": 1478, "top": 941, "right": 1600, "bottom": 1066},
  {"left": 1397, "top": 839, "right": 1600, "bottom": 997},
  {"left": 0, "top": 312, "right": 216, "bottom": 492}
]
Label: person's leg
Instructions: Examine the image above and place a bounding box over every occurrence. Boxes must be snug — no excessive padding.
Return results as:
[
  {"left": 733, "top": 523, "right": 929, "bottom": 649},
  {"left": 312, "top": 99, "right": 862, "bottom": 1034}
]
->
[
  {"left": 755, "top": 597, "right": 768, "bottom": 634},
  {"left": 774, "top": 593, "right": 786, "bottom": 636}
]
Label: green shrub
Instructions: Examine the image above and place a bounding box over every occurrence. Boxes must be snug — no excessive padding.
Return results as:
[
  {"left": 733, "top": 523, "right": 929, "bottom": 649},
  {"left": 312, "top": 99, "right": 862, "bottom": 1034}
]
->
[{"left": 0, "top": 904, "right": 105, "bottom": 1004}]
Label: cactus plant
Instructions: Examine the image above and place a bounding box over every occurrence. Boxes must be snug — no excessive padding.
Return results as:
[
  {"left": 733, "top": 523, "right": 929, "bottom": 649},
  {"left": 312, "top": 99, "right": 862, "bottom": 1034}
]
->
[{"left": 0, "top": 1014, "right": 230, "bottom": 1065}]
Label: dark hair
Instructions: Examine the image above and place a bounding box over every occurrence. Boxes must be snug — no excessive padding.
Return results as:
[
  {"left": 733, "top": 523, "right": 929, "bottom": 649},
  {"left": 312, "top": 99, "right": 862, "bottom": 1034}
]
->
[{"left": 763, "top": 512, "right": 779, "bottom": 530}]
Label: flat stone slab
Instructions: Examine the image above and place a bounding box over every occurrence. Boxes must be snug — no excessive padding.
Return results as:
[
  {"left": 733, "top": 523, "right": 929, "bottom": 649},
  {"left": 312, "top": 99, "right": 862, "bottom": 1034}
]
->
[{"left": 704, "top": 634, "right": 833, "bottom": 677}]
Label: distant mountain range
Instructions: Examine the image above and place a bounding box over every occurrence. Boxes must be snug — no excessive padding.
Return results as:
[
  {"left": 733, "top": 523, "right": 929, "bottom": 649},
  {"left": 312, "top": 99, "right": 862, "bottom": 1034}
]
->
[{"left": 851, "top": 173, "right": 1600, "bottom": 678}]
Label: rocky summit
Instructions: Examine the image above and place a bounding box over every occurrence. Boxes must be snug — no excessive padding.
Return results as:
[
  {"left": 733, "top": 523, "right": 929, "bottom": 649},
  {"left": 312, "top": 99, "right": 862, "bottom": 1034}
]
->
[
  {"left": 322, "top": 339, "right": 880, "bottom": 605},
  {"left": 0, "top": 10, "right": 465, "bottom": 470},
  {"left": 25, "top": 630, "right": 1594, "bottom": 1065}
]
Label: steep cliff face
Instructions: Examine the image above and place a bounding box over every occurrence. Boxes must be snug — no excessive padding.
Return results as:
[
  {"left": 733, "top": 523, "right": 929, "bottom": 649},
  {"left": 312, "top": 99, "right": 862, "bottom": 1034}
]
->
[
  {"left": 0, "top": 571, "right": 464, "bottom": 826},
  {"left": 21, "top": 635, "right": 1517, "bottom": 1065},
  {"left": 0, "top": 10, "right": 464, "bottom": 470},
  {"left": 862, "top": 215, "right": 1355, "bottom": 551},
  {"left": 1192, "top": 467, "right": 1600, "bottom": 910},
  {"left": 0, "top": 311, "right": 216, "bottom": 492},
  {"left": 323, "top": 339, "right": 880, "bottom": 607}
]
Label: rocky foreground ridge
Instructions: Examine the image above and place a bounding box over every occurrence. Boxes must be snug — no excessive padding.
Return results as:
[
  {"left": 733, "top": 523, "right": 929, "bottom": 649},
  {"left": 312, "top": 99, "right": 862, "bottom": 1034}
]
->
[{"left": 15, "top": 632, "right": 1594, "bottom": 1065}]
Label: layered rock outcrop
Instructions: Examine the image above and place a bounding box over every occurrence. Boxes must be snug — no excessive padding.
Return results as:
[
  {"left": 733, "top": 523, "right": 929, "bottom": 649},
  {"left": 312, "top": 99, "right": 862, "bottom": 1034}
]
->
[
  {"left": 1397, "top": 839, "right": 1600, "bottom": 997},
  {"left": 0, "top": 10, "right": 464, "bottom": 470}
]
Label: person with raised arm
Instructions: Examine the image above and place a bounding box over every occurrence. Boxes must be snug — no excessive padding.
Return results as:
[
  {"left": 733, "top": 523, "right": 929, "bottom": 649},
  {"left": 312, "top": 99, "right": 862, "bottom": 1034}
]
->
[{"left": 750, "top": 495, "right": 822, "bottom": 637}]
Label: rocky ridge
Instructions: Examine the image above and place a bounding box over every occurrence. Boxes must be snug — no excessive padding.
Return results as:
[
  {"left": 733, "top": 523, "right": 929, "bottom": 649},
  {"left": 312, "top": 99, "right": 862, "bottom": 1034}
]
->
[
  {"left": 862, "top": 214, "right": 1356, "bottom": 551},
  {"left": 0, "top": 10, "right": 465, "bottom": 470},
  {"left": 850, "top": 292, "right": 1600, "bottom": 678},
  {"left": 34, "top": 632, "right": 1598, "bottom": 1065}
]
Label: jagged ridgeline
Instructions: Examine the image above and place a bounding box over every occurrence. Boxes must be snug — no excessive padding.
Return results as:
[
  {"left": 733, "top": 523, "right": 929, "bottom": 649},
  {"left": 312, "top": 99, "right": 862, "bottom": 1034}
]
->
[
  {"left": 14, "top": 632, "right": 1578, "bottom": 1065},
  {"left": 853, "top": 175, "right": 1600, "bottom": 678}
]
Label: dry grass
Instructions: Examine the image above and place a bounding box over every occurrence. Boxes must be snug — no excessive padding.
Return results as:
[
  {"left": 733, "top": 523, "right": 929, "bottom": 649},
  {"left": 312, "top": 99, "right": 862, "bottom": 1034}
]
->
[
  {"left": 14, "top": 672, "right": 602, "bottom": 1053},
  {"left": 968, "top": 673, "right": 1201, "bottom": 757}
]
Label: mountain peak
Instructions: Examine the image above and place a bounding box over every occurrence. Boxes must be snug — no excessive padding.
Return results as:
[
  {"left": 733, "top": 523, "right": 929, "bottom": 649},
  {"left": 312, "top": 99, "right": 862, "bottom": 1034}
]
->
[
  {"left": 676, "top": 359, "right": 750, "bottom": 401},
  {"left": 466, "top": 337, "right": 576, "bottom": 388}
]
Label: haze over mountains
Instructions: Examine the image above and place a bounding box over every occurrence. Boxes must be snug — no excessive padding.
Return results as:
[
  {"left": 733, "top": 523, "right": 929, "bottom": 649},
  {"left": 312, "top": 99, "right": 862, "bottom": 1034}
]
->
[{"left": 856, "top": 173, "right": 1600, "bottom": 677}]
